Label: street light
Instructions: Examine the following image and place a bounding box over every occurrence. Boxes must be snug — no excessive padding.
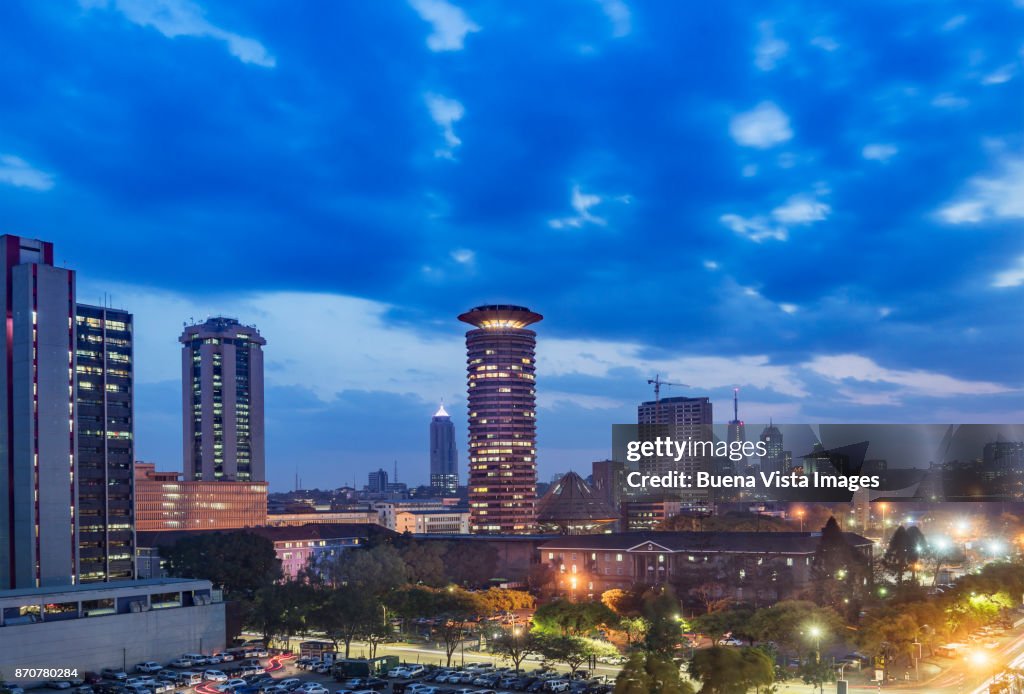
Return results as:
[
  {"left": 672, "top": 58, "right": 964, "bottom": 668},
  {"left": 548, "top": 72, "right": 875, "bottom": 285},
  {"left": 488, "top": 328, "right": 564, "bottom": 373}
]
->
[
  {"left": 806, "top": 625, "right": 823, "bottom": 663},
  {"left": 795, "top": 508, "right": 806, "bottom": 532}
]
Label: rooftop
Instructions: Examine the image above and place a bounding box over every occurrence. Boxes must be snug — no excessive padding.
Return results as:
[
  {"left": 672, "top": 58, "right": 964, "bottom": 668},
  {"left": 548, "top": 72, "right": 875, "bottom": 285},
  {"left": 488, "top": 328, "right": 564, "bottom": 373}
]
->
[
  {"left": 458, "top": 304, "right": 543, "bottom": 329},
  {"left": 536, "top": 472, "right": 619, "bottom": 525},
  {"left": 137, "top": 523, "right": 392, "bottom": 547},
  {"left": 538, "top": 530, "right": 873, "bottom": 554},
  {"left": 0, "top": 577, "right": 210, "bottom": 601}
]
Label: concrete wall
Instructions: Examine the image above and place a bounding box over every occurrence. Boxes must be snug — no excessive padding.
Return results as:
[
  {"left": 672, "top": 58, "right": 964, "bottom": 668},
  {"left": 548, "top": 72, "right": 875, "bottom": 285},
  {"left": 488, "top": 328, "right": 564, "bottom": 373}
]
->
[{"left": 0, "top": 603, "right": 225, "bottom": 682}]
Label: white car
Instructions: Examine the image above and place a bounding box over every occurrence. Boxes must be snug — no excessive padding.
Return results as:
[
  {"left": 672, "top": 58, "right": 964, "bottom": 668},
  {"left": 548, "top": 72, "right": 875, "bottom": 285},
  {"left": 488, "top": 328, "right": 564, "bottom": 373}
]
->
[
  {"left": 168, "top": 659, "right": 192, "bottom": 669},
  {"left": 215, "top": 679, "right": 249, "bottom": 692},
  {"left": 46, "top": 681, "right": 73, "bottom": 690},
  {"left": 387, "top": 668, "right": 409, "bottom": 679},
  {"left": 717, "top": 637, "right": 744, "bottom": 646},
  {"left": 204, "top": 671, "right": 229, "bottom": 682},
  {"left": 294, "top": 686, "right": 328, "bottom": 694},
  {"left": 136, "top": 663, "right": 163, "bottom": 674},
  {"left": 184, "top": 655, "right": 208, "bottom": 667}
]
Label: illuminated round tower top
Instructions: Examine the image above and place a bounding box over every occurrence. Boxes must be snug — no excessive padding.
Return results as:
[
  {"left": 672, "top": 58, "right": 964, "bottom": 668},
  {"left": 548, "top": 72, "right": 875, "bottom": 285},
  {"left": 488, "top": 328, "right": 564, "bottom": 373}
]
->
[{"left": 458, "top": 304, "right": 543, "bottom": 329}]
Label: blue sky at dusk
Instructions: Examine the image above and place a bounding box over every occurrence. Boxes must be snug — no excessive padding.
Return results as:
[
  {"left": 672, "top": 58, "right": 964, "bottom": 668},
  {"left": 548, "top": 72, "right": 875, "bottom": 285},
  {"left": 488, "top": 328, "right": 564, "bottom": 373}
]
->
[{"left": 1, "top": 1, "right": 1023, "bottom": 491}]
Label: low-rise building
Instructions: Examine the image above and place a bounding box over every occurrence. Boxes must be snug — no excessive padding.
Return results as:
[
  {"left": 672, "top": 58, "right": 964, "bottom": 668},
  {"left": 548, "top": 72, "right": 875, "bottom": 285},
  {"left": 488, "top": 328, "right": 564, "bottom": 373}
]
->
[
  {"left": 395, "top": 508, "right": 470, "bottom": 534},
  {"left": 265, "top": 509, "right": 380, "bottom": 526},
  {"left": 538, "top": 530, "right": 873, "bottom": 601},
  {"left": 374, "top": 499, "right": 462, "bottom": 531},
  {"left": 135, "top": 463, "right": 267, "bottom": 531},
  {"left": 0, "top": 578, "right": 224, "bottom": 683}
]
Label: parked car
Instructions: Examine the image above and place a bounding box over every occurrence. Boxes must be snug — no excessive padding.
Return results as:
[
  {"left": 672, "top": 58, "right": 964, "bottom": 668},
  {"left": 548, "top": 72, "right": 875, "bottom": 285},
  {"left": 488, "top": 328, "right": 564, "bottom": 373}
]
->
[
  {"left": 135, "top": 664, "right": 162, "bottom": 675},
  {"left": 183, "top": 655, "right": 208, "bottom": 667},
  {"left": 717, "top": 637, "right": 744, "bottom": 647},
  {"left": 294, "top": 685, "right": 328, "bottom": 694},
  {"left": 47, "top": 681, "right": 74, "bottom": 690},
  {"left": 215, "top": 679, "right": 249, "bottom": 692},
  {"left": 204, "top": 671, "right": 229, "bottom": 682},
  {"left": 102, "top": 669, "right": 129, "bottom": 681},
  {"left": 277, "top": 679, "right": 302, "bottom": 691}
]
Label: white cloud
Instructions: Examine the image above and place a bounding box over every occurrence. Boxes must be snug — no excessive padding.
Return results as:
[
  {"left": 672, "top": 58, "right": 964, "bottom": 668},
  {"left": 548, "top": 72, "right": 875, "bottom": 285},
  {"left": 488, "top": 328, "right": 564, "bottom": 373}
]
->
[
  {"left": 941, "top": 14, "right": 966, "bottom": 31},
  {"left": 450, "top": 248, "right": 475, "bottom": 265},
  {"left": 778, "top": 303, "right": 798, "bottom": 314},
  {"left": 741, "top": 164, "right": 758, "bottom": 177},
  {"left": 754, "top": 22, "right": 788, "bottom": 71},
  {"left": 931, "top": 92, "right": 969, "bottom": 109},
  {"left": 549, "top": 185, "right": 608, "bottom": 229},
  {"left": 83, "top": 0, "right": 275, "bottom": 67},
  {"left": 982, "top": 64, "right": 1016, "bottom": 85},
  {"left": 878, "top": 307, "right": 893, "bottom": 318},
  {"left": 938, "top": 155, "right": 1024, "bottom": 224},
  {"left": 862, "top": 143, "right": 898, "bottom": 162},
  {"left": 424, "top": 93, "right": 465, "bottom": 159},
  {"left": 408, "top": 0, "right": 479, "bottom": 51},
  {"left": 771, "top": 194, "right": 831, "bottom": 224},
  {"left": 0, "top": 154, "right": 55, "bottom": 191},
  {"left": 810, "top": 35, "right": 838, "bottom": 52},
  {"left": 804, "top": 354, "right": 1011, "bottom": 398},
  {"left": 992, "top": 255, "right": 1024, "bottom": 288},
  {"left": 595, "top": 0, "right": 631, "bottom": 38},
  {"left": 703, "top": 260, "right": 719, "bottom": 270},
  {"left": 729, "top": 102, "right": 793, "bottom": 149},
  {"left": 721, "top": 188, "right": 831, "bottom": 243}
]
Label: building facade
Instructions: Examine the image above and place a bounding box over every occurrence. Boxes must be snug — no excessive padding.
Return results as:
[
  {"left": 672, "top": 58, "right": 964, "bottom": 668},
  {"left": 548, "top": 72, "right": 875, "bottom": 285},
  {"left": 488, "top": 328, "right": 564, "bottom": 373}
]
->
[
  {"left": 134, "top": 463, "right": 267, "bottom": 531},
  {"left": 0, "top": 235, "right": 77, "bottom": 589},
  {"left": 367, "top": 468, "right": 388, "bottom": 494},
  {"left": 0, "top": 578, "right": 224, "bottom": 682},
  {"left": 759, "top": 421, "right": 784, "bottom": 475},
  {"left": 180, "top": 317, "right": 265, "bottom": 482},
  {"left": 395, "top": 508, "right": 470, "bottom": 534},
  {"left": 637, "top": 395, "right": 713, "bottom": 508},
  {"left": 538, "top": 531, "right": 873, "bottom": 601},
  {"left": 591, "top": 460, "right": 625, "bottom": 510},
  {"left": 459, "top": 305, "right": 542, "bottom": 534},
  {"left": 429, "top": 403, "right": 458, "bottom": 494},
  {"left": 75, "top": 304, "right": 136, "bottom": 583}
]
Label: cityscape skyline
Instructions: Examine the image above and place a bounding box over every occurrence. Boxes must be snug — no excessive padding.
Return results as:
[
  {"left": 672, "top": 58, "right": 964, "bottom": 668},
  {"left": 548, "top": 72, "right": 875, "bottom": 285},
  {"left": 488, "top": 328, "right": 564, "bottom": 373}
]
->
[{"left": 1, "top": 2, "right": 1023, "bottom": 491}]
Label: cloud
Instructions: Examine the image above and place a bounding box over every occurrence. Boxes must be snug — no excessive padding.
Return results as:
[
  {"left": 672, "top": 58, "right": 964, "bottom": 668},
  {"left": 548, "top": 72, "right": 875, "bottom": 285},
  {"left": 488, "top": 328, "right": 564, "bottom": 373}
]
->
[
  {"left": 804, "top": 354, "right": 1011, "bottom": 398},
  {"left": 729, "top": 102, "right": 793, "bottom": 149},
  {"left": 595, "top": 0, "right": 631, "bottom": 38},
  {"left": 992, "top": 256, "right": 1024, "bottom": 288},
  {"left": 778, "top": 303, "right": 798, "bottom": 314},
  {"left": 941, "top": 14, "right": 966, "bottom": 31},
  {"left": 450, "top": 248, "right": 475, "bottom": 265},
  {"left": 810, "top": 35, "right": 838, "bottom": 52},
  {"left": 425, "top": 93, "right": 465, "bottom": 159},
  {"left": 981, "top": 64, "right": 1016, "bottom": 85},
  {"left": 754, "top": 22, "right": 788, "bottom": 71},
  {"left": 721, "top": 188, "right": 831, "bottom": 242},
  {"left": 549, "top": 185, "right": 607, "bottom": 229},
  {"left": 931, "top": 92, "right": 968, "bottom": 109},
  {"left": 0, "top": 154, "right": 55, "bottom": 191},
  {"left": 938, "top": 155, "right": 1024, "bottom": 224},
  {"left": 408, "top": 0, "right": 479, "bottom": 51},
  {"left": 703, "top": 260, "right": 720, "bottom": 270},
  {"left": 83, "top": 0, "right": 275, "bottom": 67},
  {"left": 862, "top": 143, "right": 898, "bottom": 162},
  {"left": 771, "top": 194, "right": 831, "bottom": 224}
]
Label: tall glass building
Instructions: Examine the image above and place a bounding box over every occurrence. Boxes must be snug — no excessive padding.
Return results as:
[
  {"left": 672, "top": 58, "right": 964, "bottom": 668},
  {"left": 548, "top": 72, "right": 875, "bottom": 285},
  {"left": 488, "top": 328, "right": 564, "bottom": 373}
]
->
[
  {"left": 180, "top": 317, "right": 266, "bottom": 482},
  {"left": 75, "top": 304, "right": 136, "bottom": 583},
  {"left": 429, "top": 403, "right": 458, "bottom": 494},
  {"left": 459, "top": 305, "right": 541, "bottom": 534}
]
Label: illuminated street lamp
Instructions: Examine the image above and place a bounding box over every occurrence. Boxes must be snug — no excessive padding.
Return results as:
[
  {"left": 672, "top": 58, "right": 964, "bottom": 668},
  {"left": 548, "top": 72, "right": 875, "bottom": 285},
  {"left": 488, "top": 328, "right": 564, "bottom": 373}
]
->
[
  {"left": 806, "top": 625, "right": 823, "bottom": 663},
  {"left": 795, "top": 508, "right": 806, "bottom": 532}
]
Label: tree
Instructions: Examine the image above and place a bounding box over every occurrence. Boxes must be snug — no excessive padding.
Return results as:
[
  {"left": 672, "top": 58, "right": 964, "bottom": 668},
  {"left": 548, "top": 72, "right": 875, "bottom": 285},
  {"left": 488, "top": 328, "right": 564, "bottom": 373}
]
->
[
  {"left": 443, "top": 541, "right": 499, "bottom": 586},
  {"left": 246, "top": 581, "right": 315, "bottom": 648},
  {"left": 749, "top": 601, "right": 843, "bottom": 661},
  {"left": 641, "top": 587, "right": 684, "bottom": 657},
  {"left": 691, "top": 608, "right": 754, "bottom": 643},
  {"left": 618, "top": 616, "right": 650, "bottom": 647},
  {"left": 477, "top": 587, "right": 535, "bottom": 614},
  {"left": 689, "top": 647, "right": 774, "bottom": 694},
  {"left": 389, "top": 585, "right": 481, "bottom": 667},
  {"left": 490, "top": 630, "right": 540, "bottom": 673},
  {"left": 882, "top": 526, "right": 920, "bottom": 585},
  {"left": 798, "top": 658, "right": 835, "bottom": 694},
  {"left": 312, "top": 544, "right": 409, "bottom": 592},
  {"left": 399, "top": 541, "right": 448, "bottom": 586},
  {"left": 532, "top": 599, "right": 617, "bottom": 636},
  {"left": 311, "top": 585, "right": 383, "bottom": 657},
  {"left": 602, "top": 588, "right": 642, "bottom": 617},
  {"left": 536, "top": 634, "right": 617, "bottom": 676},
  {"left": 615, "top": 652, "right": 696, "bottom": 694},
  {"left": 163, "top": 531, "right": 281, "bottom": 598},
  {"left": 811, "top": 516, "right": 870, "bottom": 617}
]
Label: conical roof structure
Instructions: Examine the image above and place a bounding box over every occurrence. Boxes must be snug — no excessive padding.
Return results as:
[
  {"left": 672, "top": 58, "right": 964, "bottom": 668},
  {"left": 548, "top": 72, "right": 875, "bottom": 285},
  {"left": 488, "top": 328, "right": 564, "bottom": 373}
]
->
[{"left": 536, "top": 471, "right": 619, "bottom": 534}]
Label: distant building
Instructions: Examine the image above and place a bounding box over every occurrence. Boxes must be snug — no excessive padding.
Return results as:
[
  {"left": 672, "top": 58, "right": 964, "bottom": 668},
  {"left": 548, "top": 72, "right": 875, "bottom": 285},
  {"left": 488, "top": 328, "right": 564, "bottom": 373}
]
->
[
  {"left": 984, "top": 441, "right": 1024, "bottom": 473},
  {"left": 725, "top": 389, "right": 745, "bottom": 475},
  {"left": 75, "top": 304, "right": 137, "bottom": 583},
  {"left": 374, "top": 499, "right": 462, "bottom": 531},
  {"left": 395, "top": 508, "right": 471, "bottom": 534},
  {"left": 134, "top": 463, "right": 267, "bottom": 531},
  {"left": 535, "top": 472, "right": 619, "bottom": 535},
  {"left": 591, "top": 460, "right": 626, "bottom": 509},
  {"left": 538, "top": 530, "right": 874, "bottom": 601},
  {"left": 367, "top": 468, "right": 389, "bottom": 493},
  {"left": 430, "top": 403, "right": 459, "bottom": 494},
  {"left": 637, "top": 395, "right": 713, "bottom": 508},
  {"left": 180, "top": 317, "right": 266, "bottom": 482},
  {"left": 620, "top": 499, "right": 682, "bottom": 530},
  {"left": 265, "top": 509, "right": 380, "bottom": 526},
  {"left": 759, "top": 421, "right": 784, "bottom": 475},
  {"left": 460, "top": 305, "right": 542, "bottom": 534},
  {"left": 0, "top": 235, "right": 77, "bottom": 589}
]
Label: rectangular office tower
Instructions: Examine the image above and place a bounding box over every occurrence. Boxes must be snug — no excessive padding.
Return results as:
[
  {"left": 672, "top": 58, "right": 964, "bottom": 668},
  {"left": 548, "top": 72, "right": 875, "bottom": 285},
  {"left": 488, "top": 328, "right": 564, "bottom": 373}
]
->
[
  {"left": 0, "top": 235, "right": 77, "bottom": 589},
  {"left": 180, "top": 317, "right": 266, "bottom": 482},
  {"left": 75, "top": 304, "right": 136, "bottom": 582},
  {"left": 637, "top": 395, "right": 713, "bottom": 509}
]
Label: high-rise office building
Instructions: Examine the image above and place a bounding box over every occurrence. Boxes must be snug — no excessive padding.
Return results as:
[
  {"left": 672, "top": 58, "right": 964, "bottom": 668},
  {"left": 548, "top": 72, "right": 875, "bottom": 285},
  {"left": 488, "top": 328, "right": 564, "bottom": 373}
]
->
[
  {"left": 725, "top": 388, "right": 745, "bottom": 474},
  {"left": 429, "top": 403, "right": 458, "bottom": 494},
  {"left": 637, "top": 395, "right": 713, "bottom": 508},
  {"left": 368, "top": 468, "right": 388, "bottom": 494},
  {"left": 180, "top": 317, "right": 266, "bottom": 482},
  {"left": 75, "top": 304, "right": 135, "bottom": 583},
  {"left": 759, "top": 420, "right": 784, "bottom": 475},
  {"left": 591, "top": 460, "right": 626, "bottom": 509},
  {"left": 459, "top": 304, "right": 541, "bottom": 534},
  {"left": 0, "top": 235, "right": 77, "bottom": 589}
]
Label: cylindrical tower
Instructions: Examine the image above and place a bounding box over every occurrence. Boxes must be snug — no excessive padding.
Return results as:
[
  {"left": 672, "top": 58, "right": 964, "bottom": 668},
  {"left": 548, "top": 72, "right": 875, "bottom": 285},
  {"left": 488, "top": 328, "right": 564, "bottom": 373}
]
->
[{"left": 458, "top": 304, "right": 542, "bottom": 534}]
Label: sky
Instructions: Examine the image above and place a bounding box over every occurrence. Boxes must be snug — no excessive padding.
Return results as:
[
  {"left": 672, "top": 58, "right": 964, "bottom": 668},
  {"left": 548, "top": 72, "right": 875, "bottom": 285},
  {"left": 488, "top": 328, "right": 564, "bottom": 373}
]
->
[{"left": 1, "top": 0, "right": 1023, "bottom": 491}]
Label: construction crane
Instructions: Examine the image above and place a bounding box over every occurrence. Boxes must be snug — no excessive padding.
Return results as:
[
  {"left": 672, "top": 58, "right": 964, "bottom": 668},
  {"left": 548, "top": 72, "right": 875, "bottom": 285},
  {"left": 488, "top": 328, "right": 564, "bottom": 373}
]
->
[{"left": 647, "top": 374, "right": 690, "bottom": 406}]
